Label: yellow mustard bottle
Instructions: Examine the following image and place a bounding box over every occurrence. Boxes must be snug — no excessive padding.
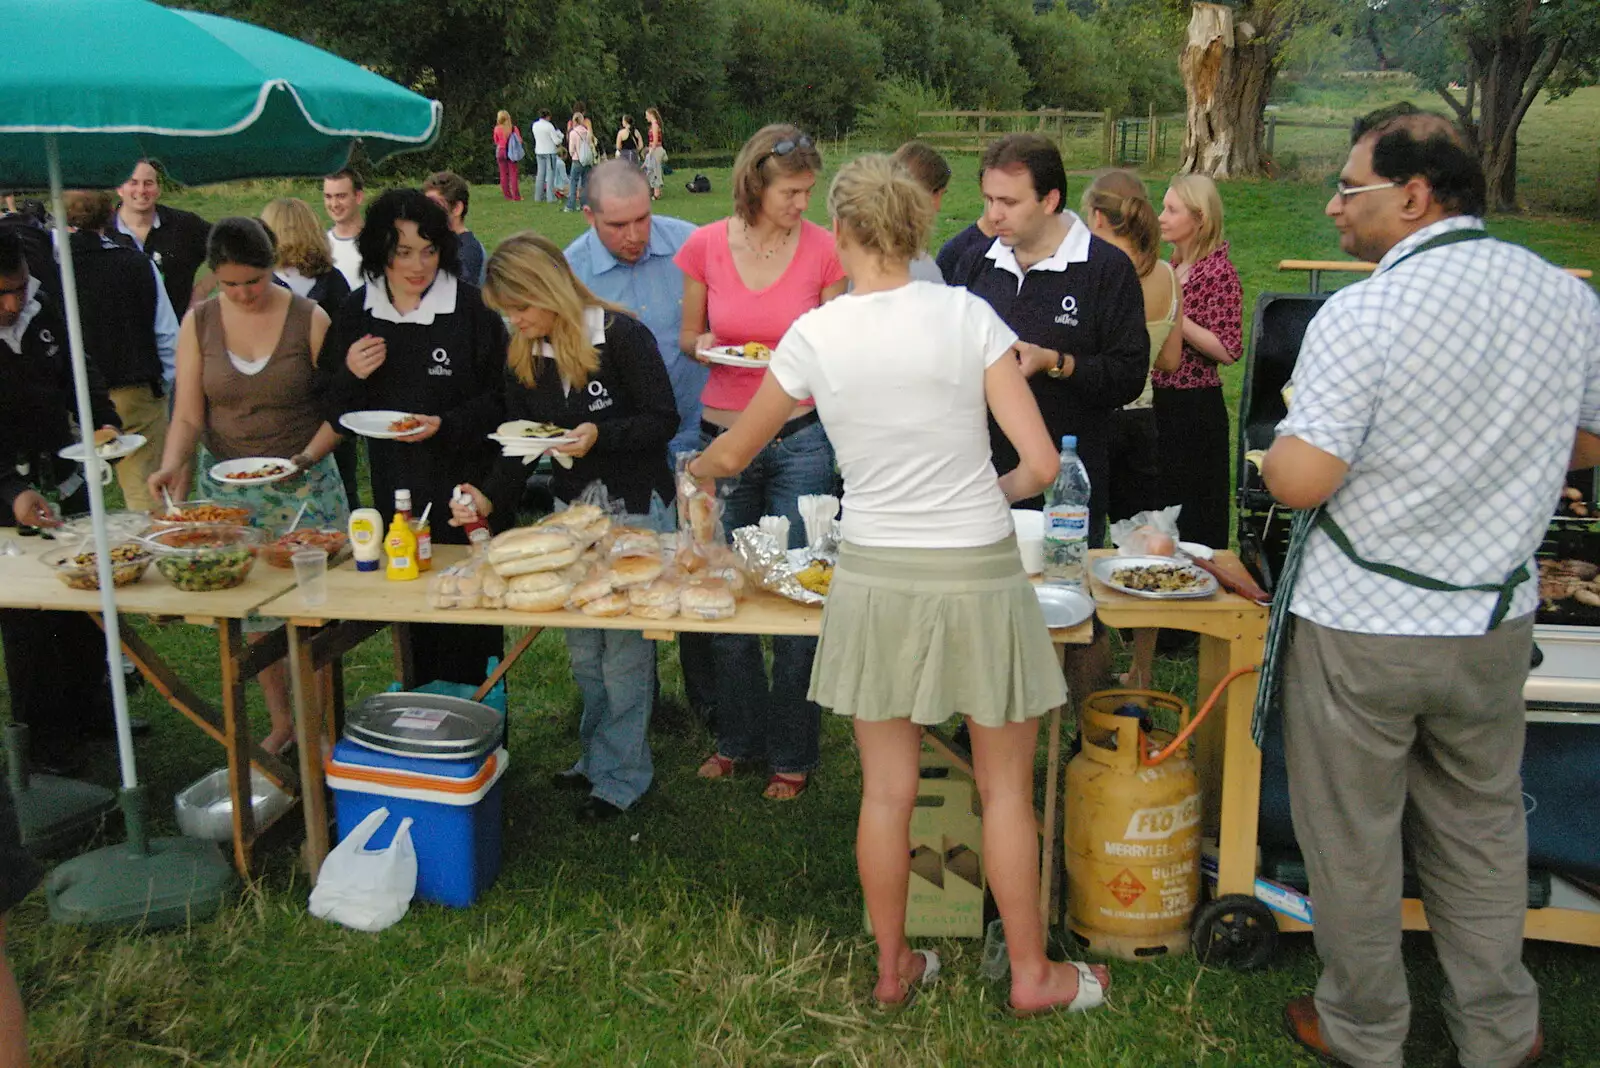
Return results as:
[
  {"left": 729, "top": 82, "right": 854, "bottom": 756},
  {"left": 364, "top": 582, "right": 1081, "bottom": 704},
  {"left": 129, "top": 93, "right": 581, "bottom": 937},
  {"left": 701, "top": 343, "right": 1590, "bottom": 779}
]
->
[{"left": 384, "top": 511, "right": 419, "bottom": 581}]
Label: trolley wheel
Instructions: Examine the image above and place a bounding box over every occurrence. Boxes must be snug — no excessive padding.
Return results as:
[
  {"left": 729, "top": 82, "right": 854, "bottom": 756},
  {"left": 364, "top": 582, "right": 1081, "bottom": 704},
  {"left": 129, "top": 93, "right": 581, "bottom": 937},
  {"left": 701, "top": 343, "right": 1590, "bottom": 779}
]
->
[{"left": 1191, "top": 894, "right": 1278, "bottom": 970}]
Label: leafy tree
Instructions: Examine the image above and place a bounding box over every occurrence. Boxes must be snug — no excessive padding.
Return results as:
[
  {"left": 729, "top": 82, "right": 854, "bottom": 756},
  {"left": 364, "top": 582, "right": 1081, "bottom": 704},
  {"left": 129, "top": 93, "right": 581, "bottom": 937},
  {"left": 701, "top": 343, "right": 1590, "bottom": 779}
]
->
[
  {"left": 938, "top": 19, "right": 1031, "bottom": 107},
  {"left": 848, "top": 0, "right": 947, "bottom": 77},
  {"left": 724, "top": 0, "right": 884, "bottom": 136}
]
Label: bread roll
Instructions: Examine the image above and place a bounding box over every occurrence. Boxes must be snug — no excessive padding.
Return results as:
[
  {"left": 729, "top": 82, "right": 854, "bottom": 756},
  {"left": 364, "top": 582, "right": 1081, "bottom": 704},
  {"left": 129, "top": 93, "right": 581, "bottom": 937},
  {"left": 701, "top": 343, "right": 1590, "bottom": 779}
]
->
[
  {"left": 487, "top": 527, "right": 582, "bottom": 576},
  {"left": 506, "top": 585, "right": 573, "bottom": 612},
  {"left": 567, "top": 572, "right": 614, "bottom": 608},
  {"left": 93, "top": 427, "right": 119, "bottom": 448},
  {"left": 607, "top": 528, "right": 661, "bottom": 559},
  {"left": 680, "top": 577, "right": 736, "bottom": 620},
  {"left": 608, "top": 554, "right": 663, "bottom": 588},
  {"left": 508, "top": 570, "right": 569, "bottom": 593},
  {"left": 629, "top": 578, "right": 680, "bottom": 608},
  {"left": 580, "top": 590, "right": 632, "bottom": 617},
  {"left": 688, "top": 492, "right": 717, "bottom": 544},
  {"left": 629, "top": 601, "right": 679, "bottom": 621}
]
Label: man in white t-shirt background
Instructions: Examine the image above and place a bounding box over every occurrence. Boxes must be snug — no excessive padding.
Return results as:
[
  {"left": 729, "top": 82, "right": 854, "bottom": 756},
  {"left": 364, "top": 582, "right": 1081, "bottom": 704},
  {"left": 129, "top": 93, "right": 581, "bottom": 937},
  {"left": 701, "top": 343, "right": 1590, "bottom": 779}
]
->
[
  {"left": 323, "top": 168, "right": 365, "bottom": 288},
  {"left": 530, "top": 109, "right": 564, "bottom": 204}
]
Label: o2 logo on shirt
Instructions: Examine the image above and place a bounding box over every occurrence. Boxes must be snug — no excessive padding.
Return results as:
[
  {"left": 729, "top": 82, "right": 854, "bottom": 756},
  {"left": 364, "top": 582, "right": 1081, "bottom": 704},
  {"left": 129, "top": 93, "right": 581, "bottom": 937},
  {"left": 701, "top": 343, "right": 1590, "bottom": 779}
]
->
[
  {"left": 427, "top": 346, "right": 453, "bottom": 377},
  {"left": 37, "top": 327, "right": 60, "bottom": 359},
  {"left": 586, "top": 379, "right": 614, "bottom": 413},
  {"left": 1055, "top": 294, "right": 1080, "bottom": 328}
]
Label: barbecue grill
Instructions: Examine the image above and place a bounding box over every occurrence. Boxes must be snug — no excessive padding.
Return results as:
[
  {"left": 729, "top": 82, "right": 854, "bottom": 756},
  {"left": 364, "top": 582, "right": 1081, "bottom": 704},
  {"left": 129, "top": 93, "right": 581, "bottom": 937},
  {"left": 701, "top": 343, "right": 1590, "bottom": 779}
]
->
[{"left": 1234, "top": 291, "right": 1600, "bottom": 890}]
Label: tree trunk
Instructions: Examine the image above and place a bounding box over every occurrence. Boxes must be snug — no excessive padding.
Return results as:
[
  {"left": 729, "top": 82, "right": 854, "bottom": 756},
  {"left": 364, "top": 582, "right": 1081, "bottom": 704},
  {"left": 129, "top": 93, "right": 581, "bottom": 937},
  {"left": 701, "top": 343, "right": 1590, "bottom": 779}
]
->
[
  {"left": 1179, "top": 2, "right": 1278, "bottom": 178},
  {"left": 1466, "top": 8, "right": 1566, "bottom": 213}
]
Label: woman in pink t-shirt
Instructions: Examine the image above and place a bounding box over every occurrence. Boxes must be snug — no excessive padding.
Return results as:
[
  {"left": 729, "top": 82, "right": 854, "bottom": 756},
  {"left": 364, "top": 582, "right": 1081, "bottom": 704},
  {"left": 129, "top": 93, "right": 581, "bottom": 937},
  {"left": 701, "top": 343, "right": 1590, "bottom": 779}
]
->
[{"left": 675, "top": 123, "right": 847, "bottom": 802}]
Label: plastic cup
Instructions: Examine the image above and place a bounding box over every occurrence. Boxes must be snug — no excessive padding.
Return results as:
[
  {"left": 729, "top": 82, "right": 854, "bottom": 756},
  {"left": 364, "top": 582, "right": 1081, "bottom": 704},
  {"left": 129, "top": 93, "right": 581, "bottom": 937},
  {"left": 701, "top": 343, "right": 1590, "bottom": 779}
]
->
[
  {"left": 1011, "top": 509, "right": 1045, "bottom": 575},
  {"left": 291, "top": 548, "right": 329, "bottom": 606}
]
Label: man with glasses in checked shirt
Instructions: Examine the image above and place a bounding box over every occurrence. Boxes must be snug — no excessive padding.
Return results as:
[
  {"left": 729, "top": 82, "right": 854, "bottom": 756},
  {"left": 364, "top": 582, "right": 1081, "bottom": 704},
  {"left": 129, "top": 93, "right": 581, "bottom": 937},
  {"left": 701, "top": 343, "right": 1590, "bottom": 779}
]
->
[{"left": 1261, "top": 105, "right": 1600, "bottom": 1068}]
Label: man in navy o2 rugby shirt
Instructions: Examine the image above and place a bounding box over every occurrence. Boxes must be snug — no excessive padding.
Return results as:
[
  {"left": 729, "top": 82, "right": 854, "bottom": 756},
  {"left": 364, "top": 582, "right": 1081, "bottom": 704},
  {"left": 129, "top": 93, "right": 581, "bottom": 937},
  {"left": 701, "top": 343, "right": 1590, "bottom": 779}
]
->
[{"left": 950, "top": 133, "right": 1149, "bottom": 698}]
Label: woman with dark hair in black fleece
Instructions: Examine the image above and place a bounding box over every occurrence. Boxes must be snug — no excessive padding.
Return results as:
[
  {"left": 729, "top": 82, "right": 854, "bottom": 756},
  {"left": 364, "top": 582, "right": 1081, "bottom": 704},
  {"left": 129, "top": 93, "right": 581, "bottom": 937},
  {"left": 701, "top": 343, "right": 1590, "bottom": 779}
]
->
[{"left": 321, "top": 189, "right": 509, "bottom": 688}]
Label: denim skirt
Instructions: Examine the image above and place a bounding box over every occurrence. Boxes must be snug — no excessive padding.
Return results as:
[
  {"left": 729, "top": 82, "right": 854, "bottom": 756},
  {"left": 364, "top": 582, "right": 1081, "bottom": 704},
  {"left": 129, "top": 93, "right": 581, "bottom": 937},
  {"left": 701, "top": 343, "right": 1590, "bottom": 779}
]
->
[{"left": 810, "top": 535, "right": 1068, "bottom": 727}]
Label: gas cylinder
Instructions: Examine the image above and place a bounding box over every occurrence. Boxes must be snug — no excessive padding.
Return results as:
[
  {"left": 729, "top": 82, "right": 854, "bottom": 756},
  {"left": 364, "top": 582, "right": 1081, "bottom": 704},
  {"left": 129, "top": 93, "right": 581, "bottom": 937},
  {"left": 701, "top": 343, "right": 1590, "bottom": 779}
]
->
[{"left": 1065, "top": 689, "right": 1200, "bottom": 960}]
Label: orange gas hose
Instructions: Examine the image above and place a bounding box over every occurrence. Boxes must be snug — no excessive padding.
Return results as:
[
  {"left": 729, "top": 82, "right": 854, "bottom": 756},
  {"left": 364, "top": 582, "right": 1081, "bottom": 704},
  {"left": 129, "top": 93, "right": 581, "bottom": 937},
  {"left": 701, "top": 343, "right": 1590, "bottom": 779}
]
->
[{"left": 1140, "top": 664, "right": 1260, "bottom": 766}]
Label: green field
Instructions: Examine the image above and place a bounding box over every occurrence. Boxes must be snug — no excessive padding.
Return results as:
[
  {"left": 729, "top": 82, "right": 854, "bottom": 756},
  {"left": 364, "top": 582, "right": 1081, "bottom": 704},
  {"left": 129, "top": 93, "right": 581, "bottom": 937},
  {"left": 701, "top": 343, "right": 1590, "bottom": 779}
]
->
[{"left": 6, "top": 109, "right": 1600, "bottom": 1066}]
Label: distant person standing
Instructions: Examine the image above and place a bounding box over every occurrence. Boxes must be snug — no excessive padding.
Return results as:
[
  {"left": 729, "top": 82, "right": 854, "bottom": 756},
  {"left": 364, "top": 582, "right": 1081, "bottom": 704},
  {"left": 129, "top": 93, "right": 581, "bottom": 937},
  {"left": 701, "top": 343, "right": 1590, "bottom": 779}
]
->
[
  {"left": 115, "top": 159, "right": 213, "bottom": 313},
  {"left": 260, "top": 196, "right": 352, "bottom": 321},
  {"left": 644, "top": 108, "right": 667, "bottom": 201},
  {"left": 566, "top": 110, "right": 598, "bottom": 213},
  {"left": 62, "top": 188, "right": 177, "bottom": 513},
  {"left": 891, "top": 141, "right": 951, "bottom": 283},
  {"left": 493, "top": 110, "right": 523, "bottom": 202},
  {"left": 1154, "top": 174, "right": 1240, "bottom": 552},
  {"left": 423, "top": 171, "right": 488, "bottom": 286},
  {"left": 323, "top": 169, "right": 366, "bottom": 289},
  {"left": 615, "top": 115, "right": 644, "bottom": 165},
  {"left": 530, "top": 109, "right": 564, "bottom": 203}
]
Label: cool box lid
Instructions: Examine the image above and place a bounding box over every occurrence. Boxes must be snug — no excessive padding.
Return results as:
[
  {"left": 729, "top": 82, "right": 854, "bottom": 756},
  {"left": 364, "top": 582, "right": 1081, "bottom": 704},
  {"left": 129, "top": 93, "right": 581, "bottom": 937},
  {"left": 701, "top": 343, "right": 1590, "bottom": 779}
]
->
[{"left": 343, "top": 692, "right": 502, "bottom": 760}]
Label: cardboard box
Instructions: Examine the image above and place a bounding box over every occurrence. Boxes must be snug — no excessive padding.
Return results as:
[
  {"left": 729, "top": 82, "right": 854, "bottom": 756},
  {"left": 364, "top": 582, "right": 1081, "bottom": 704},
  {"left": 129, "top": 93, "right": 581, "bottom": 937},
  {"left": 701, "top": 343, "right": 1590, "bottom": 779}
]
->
[{"left": 865, "top": 754, "right": 987, "bottom": 939}]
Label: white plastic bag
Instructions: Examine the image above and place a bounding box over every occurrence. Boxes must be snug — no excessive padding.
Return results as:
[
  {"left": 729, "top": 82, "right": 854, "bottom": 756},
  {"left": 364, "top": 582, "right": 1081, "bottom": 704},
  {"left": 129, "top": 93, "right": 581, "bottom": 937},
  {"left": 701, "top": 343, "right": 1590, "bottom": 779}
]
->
[{"left": 308, "top": 807, "right": 417, "bottom": 932}]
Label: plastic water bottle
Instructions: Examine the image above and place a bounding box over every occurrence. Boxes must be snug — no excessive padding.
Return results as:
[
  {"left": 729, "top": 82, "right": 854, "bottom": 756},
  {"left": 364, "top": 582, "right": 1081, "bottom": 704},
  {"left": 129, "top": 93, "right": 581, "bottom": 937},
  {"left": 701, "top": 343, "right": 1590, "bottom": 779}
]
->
[{"left": 1042, "top": 435, "right": 1091, "bottom": 588}]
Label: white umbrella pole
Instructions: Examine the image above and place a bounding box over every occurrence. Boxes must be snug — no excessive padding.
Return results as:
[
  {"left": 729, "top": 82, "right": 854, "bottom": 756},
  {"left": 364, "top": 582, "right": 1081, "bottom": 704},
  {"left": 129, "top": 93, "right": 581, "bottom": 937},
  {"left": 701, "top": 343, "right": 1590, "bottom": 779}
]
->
[{"left": 45, "top": 135, "right": 140, "bottom": 800}]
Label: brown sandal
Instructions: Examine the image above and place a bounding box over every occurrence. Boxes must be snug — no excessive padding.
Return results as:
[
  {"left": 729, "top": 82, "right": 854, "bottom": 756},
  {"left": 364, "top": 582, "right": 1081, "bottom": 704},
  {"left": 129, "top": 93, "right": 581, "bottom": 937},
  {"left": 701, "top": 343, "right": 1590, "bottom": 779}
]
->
[
  {"left": 763, "top": 772, "right": 809, "bottom": 801},
  {"left": 697, "top": 753, "right": 743, "bottom": 779}
]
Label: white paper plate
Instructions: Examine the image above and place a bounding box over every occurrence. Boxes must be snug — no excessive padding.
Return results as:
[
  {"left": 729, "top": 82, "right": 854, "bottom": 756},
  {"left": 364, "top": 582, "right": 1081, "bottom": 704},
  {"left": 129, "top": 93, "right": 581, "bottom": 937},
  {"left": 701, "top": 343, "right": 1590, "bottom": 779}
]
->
[
  {"left": 1091, "top": 555, "right": 1219, "bottom": 600},
  {"left": 1034, "top": 585, "right": 1095, "bottom": 629},
  {"left": 488, "top": 433, "right": 577, "bottom": 451},
  {"left": 58, "top": 433, "right": 146, "bottom": 463},
  {"left": 700, "top": 345, "right": 773, "bottom": 369},
  {"left": 339, "top": 410, "right": 425, "bottom": 439},
  {"left": 208, "top": 456, "right": 297, "bottom": 486}
]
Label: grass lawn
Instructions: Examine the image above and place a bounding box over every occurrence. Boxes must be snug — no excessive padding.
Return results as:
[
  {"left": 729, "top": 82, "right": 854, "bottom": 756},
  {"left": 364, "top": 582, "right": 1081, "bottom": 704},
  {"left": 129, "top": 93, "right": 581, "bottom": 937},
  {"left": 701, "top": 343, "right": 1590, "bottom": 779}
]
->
[{"left": 7, "top": 116, "right": 1600, "bottom": 1066}]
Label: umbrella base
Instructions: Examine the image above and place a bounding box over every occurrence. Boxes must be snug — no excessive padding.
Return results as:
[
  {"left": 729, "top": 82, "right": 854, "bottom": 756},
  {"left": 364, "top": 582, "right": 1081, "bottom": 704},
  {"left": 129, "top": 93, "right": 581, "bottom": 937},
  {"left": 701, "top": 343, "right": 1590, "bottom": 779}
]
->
[
  {"left": 46, "top": 836, "right": 235, "bottom": 929},
  {"left": 13, "top": 774, "right": 117, "bottom": 857}
]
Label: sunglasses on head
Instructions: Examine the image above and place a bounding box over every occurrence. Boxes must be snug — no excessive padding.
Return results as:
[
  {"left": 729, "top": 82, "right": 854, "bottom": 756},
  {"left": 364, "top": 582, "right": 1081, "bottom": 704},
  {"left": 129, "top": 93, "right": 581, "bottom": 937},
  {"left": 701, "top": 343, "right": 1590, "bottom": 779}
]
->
[{"left": 762, "top": 134, "right": 814, "bottom": 166}]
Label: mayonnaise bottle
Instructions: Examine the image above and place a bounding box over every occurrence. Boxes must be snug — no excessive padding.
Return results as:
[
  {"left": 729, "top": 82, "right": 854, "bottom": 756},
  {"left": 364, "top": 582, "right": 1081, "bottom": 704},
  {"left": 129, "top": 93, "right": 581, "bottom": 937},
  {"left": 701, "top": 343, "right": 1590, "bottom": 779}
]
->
[{"left": 348, "top": 508, "right": 384, "bottom": 572}]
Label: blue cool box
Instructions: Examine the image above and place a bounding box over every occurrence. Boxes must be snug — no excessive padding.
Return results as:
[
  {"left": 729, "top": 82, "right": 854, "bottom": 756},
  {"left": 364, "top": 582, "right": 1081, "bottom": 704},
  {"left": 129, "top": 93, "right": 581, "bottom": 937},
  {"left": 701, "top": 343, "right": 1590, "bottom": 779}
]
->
[{"left": 326, "top": 739, "right": 509, "bottom": 908}]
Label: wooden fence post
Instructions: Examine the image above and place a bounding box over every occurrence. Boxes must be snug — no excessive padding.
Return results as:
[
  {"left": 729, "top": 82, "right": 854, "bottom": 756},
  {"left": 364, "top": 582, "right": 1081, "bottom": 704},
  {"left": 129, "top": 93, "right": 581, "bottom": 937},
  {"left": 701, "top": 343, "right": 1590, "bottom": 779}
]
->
[
  {"left": 1102, "top": 108, "right": 1115, "bottom": 166},
  {"left": 1147, "top": 103, "right": 1157, "bottom": 165},
  {"left": 1266, "top": 114, "right": 1277, "bottom": 156}
]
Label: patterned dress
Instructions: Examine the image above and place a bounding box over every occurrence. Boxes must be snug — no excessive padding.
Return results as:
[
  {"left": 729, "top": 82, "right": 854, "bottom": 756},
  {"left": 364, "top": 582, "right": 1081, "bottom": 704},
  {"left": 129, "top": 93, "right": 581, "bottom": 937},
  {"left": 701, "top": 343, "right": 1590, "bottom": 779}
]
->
[{"left": 1151, "top": 243, "right": 1240, "bottom": 550}]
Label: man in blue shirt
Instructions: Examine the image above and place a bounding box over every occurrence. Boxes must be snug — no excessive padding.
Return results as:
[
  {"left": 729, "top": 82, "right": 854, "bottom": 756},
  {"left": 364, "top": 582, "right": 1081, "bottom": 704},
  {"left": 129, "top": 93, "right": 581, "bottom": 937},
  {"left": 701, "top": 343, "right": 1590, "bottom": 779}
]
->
[
  {"left": 565, "top": 160, "right": 704, "bottom": 459},
  {"left": 565, "top": 160, "right": 715, "bottom": 725}
]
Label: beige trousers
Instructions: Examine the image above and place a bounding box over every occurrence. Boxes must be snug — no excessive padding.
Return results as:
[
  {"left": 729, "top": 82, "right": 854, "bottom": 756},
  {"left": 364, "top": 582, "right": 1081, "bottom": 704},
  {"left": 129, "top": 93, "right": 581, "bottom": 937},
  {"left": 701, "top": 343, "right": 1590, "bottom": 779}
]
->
[
  {"left": 107, "top": 383, "right": 170, "bottom": 512},
  {"left": 1283, "top": 614, "right": 1539, "bottom": 1068}
]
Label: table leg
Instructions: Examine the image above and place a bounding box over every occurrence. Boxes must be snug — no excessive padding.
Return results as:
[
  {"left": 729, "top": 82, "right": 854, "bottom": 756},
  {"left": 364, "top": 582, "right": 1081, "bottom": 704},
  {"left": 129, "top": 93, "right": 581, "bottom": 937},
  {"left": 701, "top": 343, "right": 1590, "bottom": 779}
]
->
[
  {"left": 217, "top": 618, "right": 257, "bottom": 878},
  {"left": 474, "top": 627, "right": 542, "bottom": 701},
  {"left": 1203, "top": 620, "right": 1267, "bottom": 895},
  {"left": 1039, "top": 698, "right": 1065, "bottom": 939},
  {"left": 392, "top": 623, "right": 415, "bottom": 689},
  {"left": 288, "top": 622, "right": 331, "bottom": 882}
]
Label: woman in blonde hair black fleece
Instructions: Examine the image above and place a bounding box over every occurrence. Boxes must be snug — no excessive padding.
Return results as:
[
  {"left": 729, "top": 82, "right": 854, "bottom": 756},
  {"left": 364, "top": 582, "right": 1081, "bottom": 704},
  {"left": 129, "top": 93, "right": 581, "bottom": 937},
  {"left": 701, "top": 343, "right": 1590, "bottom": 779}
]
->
[{"left": 689, "top": 156, "right": 1111, "bottom": 1015}]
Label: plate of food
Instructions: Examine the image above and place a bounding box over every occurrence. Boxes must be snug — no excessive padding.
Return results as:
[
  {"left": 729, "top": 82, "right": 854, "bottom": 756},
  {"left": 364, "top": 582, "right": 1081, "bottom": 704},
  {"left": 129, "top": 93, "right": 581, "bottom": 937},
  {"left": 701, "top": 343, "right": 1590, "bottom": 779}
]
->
[
  {"left": 339, "top": 410, "right": 428, "bottom": 439},
  {"left": 489, "top": 419, "right": 576, "bottom": 451},
  {"left": 1091, "top": 555, "right": 1219, "bottom": 600},
  {"left": 208, "top": 457, "right": 297, "bottom": 486},
  {"left": 58, "top": 430, "right": 147, "bottom": 463},
  {"left": 699, "top": 342, "right": 774, "bottom": 369},
  {"left": 1034, "top": 585, "right": 1094, "bottom": 629}
]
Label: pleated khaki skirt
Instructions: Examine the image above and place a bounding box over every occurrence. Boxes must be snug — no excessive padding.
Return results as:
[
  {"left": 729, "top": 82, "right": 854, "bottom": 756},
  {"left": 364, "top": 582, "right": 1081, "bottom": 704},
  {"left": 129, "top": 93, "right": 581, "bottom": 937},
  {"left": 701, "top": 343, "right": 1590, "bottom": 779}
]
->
[{"left": 810, "top": 535, "right": 1069, "bottom": 727}]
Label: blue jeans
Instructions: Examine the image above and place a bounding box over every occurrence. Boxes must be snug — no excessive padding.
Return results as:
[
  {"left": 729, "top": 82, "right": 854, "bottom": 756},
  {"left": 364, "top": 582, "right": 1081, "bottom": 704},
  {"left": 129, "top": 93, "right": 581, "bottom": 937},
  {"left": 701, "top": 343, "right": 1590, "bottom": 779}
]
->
[
  {"left": 700, "top": 418, "right": 835, "bottom": 774},
  {"left": 534, "top": 153, "right": 559, "bottom": 202},
  {"left": 564, "top": 628, "right": 656, "bottom": 809},
  {"left": 564, "top": 162, "right": 591, "bottom": 211}
]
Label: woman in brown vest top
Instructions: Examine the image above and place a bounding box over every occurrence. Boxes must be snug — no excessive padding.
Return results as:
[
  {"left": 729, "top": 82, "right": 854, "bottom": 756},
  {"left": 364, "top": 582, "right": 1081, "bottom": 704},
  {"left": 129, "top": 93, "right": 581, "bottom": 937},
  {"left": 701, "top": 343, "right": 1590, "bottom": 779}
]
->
[{"left": 149, "top": 217, "right": 348, "bottom": 755}]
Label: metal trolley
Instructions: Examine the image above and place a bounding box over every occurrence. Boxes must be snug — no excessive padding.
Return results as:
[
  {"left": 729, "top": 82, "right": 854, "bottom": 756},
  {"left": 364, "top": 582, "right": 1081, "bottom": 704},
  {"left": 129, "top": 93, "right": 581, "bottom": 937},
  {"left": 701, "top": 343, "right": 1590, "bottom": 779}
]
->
[{"left": 1180, "top": 291, "right": 1600, "bottom": 970}]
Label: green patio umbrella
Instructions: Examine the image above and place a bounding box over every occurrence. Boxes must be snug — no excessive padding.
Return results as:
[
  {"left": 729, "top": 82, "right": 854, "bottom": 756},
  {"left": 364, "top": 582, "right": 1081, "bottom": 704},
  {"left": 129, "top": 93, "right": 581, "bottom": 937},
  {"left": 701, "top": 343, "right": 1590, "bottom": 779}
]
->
[{"left": 0, "top": 0, "right": 441, "bottom": 928}]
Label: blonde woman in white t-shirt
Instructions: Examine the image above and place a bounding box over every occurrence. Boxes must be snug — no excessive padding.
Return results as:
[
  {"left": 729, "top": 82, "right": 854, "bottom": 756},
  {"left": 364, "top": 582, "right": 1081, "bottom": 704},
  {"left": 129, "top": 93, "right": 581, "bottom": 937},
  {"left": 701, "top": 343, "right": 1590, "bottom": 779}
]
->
[{"left": 689, "top": 155, "right": 1111, "bottom": 1017}]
